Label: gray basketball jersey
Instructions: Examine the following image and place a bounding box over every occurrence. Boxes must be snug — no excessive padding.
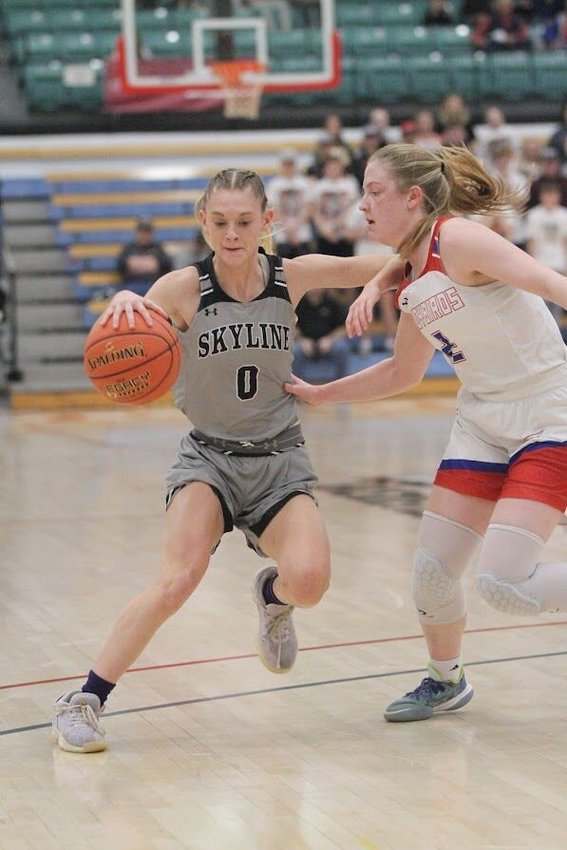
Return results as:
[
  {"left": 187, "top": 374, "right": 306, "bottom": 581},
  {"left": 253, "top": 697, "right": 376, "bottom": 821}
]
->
[{"left": 173, "top": 250, "right": 300, "bottom": 444}]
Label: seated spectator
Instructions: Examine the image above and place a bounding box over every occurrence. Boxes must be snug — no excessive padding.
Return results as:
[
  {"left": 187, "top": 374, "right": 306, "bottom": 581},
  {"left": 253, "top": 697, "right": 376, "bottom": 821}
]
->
[
  {"left": 461, "top": 0, "right": 492, "bottom": 24},
  {"left": 435, "top": 93, "right": 475, "bottom": 146},
  {"left": 351, "top": 124, "right": 388, "bottom": 188},
  {"left": 305, "top": 132, "right": 335, "bottom": 180},
  {"left": 266, "top": 148, "right": 314, "bottom": 259},
  {"left": 367, "top": 107, "right": 398, "bottom": 144},
  {"left": 412, "top": 109, "right": 442, "bottom": 152},
  {"left": 343, "top": 205, "right": 399, "bottom": 353},
  {"left": 293, "top": 289, "right": 351, "bottom": 380},
  {"left": 471, "top": 0, "right": 533, "bottom": 50},
  {"left": 423, "top": 0, "right": 454, "bottom": 26},
  {"left": 116, "top": 219, "right": 174, "bottom": 294},
  {"left": 528, "top": 146, "right": 567, "bottom": 207},
  {"left": 174, "top": 230, "right": 209, "bottom": 269},
  {"left": 441, "top": 123, "right": 472, "bottom": 147},
  {"left": 526, "top": 180, "right": 567, "bottom": 325},
  {"left": 547, "top": 100, "right": 567, "bottom": 166},
  {"left": 473, "top": 104, "right": 518, "bottom": 168},
  {"left": 518, "top": 136, "right": 545, "bottom": 181},
  {"left": 482, "top": 138, "right": 530, "bottom": 249},
  {"left": 308, "top": 148, "right": 361, "bottom": 257},
  {"left": 322, "top": 113, "right": 355, "bottom": 169},
  {"left": 540, "top": 11, "right": 567, "bottom": 48}
]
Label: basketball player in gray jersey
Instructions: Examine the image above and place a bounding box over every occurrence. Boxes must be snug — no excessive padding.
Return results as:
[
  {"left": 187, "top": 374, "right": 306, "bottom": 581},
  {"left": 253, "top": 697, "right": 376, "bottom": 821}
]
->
[{"left": 52, "top": 168, "right": 399, "bottom": 753}]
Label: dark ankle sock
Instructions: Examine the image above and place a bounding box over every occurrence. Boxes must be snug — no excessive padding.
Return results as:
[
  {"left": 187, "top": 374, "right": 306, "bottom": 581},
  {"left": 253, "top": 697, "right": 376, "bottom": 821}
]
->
[
  {"left": 263, "top": 573, "right": 286, "bottom": 606},
  {"left": 82, "top": 669, "right": 116, "bottom": 706}
]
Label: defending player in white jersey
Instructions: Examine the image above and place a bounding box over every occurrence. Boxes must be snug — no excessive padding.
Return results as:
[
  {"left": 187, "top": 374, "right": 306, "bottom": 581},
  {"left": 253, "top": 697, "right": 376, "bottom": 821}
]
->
[{"left": 286, "top": 143, "right": 567, "bottom": 722}]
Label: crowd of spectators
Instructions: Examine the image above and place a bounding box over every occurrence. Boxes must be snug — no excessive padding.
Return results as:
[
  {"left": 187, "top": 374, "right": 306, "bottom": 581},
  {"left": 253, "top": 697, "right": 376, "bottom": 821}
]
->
[
  {"left": 103, "top": 95, "right": 567, "bottom": 383},
  {"left": 262, "top": 100, "right": 567, "bottom": 380}
]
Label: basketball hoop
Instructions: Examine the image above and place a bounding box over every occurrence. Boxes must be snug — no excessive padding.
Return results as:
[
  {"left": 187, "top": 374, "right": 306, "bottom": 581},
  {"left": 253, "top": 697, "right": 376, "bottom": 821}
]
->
[{"left": 210, "top": 59, "right": 265, "bottom": 121}]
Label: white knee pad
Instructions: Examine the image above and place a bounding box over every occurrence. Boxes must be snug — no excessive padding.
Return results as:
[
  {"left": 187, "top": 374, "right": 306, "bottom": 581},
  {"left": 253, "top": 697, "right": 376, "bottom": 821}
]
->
[
  {"left": 475, "top": 524, "right": 545, "bottom": 615},
  {"left": 412, "top": 512, "right": 483, "bottom": 625}
]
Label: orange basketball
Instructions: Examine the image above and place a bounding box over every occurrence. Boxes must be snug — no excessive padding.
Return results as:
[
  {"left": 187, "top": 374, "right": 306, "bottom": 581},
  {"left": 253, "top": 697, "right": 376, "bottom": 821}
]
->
[{"left": 83, "top": 307, "right": 181, "bottom": 405}]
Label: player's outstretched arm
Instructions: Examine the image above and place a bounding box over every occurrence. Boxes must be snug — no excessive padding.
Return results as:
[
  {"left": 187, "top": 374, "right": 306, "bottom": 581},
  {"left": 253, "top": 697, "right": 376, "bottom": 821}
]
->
[
  {"left": 283, "top": 252, "right": 400, "bottom": 304},
  {"left": 285, "top": 313, "right": 434, "bottom": 405}
]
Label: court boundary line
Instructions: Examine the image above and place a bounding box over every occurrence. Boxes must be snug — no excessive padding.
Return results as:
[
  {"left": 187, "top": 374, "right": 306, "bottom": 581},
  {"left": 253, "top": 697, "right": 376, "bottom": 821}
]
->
[
  {"left": 2, "top": 619, "right": 566, "bottom": 693},
  {"left": 2, "top": 649, "right": 566, "bottom": 738}
]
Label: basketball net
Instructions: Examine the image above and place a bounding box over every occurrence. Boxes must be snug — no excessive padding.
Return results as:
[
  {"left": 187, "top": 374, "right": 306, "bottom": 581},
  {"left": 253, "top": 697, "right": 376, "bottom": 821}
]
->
[{"left": 210, "top": 60, "right": 265, "bottom": 120}]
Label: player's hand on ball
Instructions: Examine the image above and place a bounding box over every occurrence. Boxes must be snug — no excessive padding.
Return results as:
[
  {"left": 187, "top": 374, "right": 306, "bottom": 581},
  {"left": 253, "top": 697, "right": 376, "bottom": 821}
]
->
[
  {"left": 284, "top": 375, "right": 322, "bottom": 405},
  {"left": 99, "top": 291, "right": 169, "bottom": 329},
  {"left": 346, "top": 281, "right": 381, "bottom": 339}
]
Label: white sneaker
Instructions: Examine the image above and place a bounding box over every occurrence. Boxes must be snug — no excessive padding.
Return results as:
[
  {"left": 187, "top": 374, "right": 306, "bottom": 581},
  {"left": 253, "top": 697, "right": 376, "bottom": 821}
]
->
[
  {"left": 52, "top": 691, "right": 106, "bottom": 753},
  {"left": 252, "top": 566, "right": 297, "bottom": 673}
]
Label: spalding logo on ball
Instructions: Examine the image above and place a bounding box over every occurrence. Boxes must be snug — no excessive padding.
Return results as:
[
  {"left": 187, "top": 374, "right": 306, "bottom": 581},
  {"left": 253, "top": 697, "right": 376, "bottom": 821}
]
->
[{"left": 83, "top": 306, "right": 181, "bottom": 404}]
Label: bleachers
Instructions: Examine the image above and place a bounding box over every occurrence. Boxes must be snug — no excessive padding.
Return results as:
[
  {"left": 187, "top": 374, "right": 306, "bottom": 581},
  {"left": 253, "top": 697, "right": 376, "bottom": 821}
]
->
[
  {"left": 2, "top": 0, "right": 567, "bottom": 114},
  {"left": 44, "top": 176, "right": 206, "bottom": 303}
]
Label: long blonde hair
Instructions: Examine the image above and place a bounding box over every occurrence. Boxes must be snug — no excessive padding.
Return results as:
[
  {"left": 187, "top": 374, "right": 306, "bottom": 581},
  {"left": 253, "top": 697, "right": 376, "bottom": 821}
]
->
[
  {"left": 369, "top": 143, "right": 524, "bottom": 258},
  {"left": 196, "top": 168, "right": 273, "bottom": 253}
]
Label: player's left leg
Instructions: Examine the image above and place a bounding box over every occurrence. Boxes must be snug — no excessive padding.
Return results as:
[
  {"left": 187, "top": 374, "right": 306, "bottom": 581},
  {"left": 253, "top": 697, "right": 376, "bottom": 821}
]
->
[
  {"left": 475, "top": 441, "right": 567, "bottom": 614},
  {"left": 253, "top": 493, "right": 330, "bottom": 673}
]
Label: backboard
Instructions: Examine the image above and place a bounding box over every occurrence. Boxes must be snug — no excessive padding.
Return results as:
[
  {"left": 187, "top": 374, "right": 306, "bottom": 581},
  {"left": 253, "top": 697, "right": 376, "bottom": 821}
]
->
[{"left": 118, "top": 0, "right": 340, "bottom": 98}]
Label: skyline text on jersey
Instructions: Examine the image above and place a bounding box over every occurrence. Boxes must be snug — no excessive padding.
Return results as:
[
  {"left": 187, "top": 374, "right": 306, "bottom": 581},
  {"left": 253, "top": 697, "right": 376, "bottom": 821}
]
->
[{"left": 198, "top": 322, "right": 291, "bottom": 357}]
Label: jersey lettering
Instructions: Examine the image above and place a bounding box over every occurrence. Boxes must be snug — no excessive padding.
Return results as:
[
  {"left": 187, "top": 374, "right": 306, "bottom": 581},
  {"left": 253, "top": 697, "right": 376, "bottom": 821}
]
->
[{"left": 198, "top": 322, "right": 290, "bottom": 358}]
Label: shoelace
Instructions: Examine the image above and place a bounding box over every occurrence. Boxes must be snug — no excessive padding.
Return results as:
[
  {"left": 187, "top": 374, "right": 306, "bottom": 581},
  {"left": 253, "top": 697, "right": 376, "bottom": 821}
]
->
[
  {"left": 57, "top": 701, "right": 103, "bottom": 731},
  {"left": 406, "top": 677, "right": 448, "bottom": 699}
]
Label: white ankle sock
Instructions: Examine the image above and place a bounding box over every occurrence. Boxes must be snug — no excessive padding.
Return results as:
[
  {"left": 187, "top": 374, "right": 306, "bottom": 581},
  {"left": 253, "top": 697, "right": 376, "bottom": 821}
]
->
[{"left": 429, "top": 657, "right": 462, "bottom": 683}]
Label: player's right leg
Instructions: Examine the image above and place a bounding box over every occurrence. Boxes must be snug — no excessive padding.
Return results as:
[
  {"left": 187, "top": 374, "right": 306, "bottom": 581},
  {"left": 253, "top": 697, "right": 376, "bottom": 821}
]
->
[
  {"left": 52, "top": 482, "right": 225, "bottom": 752},
  {"left": 384, "top": 486, "right": 493, "bottom": 722}
]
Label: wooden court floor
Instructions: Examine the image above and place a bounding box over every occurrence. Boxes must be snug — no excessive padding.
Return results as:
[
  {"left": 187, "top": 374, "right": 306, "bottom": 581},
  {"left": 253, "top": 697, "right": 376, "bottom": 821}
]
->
[{"left": 1, "top": 396, "right": 567, "bottom": 850}]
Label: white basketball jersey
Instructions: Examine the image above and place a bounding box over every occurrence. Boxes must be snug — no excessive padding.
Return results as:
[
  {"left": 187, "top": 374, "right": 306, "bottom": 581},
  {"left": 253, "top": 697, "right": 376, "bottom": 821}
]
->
[{"left": 397, "top": 217, "right": 567, "bottom": 398}]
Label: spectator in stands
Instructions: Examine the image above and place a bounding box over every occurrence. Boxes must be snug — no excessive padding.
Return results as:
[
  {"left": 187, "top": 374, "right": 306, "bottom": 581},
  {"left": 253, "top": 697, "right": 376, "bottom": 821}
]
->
[
  {"left": 305, "top": 132, "right": 335, "bottom": 179},
  {"left": 540, "top": 10, "right": 567, "bottom": 48},
  {"left": 518, "top": 136, "right": 545, "bottom": 182},
  {"left": 547, "top": 100, "right": 567, "bottom": 167},
  {"left": 322, "top": 113, "right": 355, "bottom": 168},
  {"left": 266, "top": 148, "right": 314, "bottom": 259},
  {"left": 308, "top": 147, "right": 361, "bottom": 257},
  {"left": 526, "top": 180, "right": 567, "bottom": 325},
  {"left": 473, "top": 104, "right": 518, "bottom": 168},
  {"left": 483, "top": 138, "right": 530, "bottom": 250},
  {"left": 400, "top": 119, "right": 418, "bottom": 144},
  {"left": 174, "top": 230, "right": 209, "bottom": 270},
  {"left": 342, "top": 204, "right": 399, "bottom": 353},
  {"left": 117, "top": 219, "right": 174, "bottom": 294},
  {"left": 412, "top": 109, "right": 442, "bottom": 153},
  {"left": 292, "top": 289, "right": 351, "bottom": 380},
  {"left": 441, "top": 123, "right": 471, "bottom": 147},
  {"left": 423, "top": 0, "right": 455, "bottom": 26},
  {"left": 368, "top": 107, "right": 398, "bottom": 144},
  {"left": 471, "top": 0, "right": 534, "bottom": 50},
  {"left": 352, "top": 124, "right": 388, "bottom": 188},
  {"left": 460, "top": 0, "right": 492, "bottom": 24},
  {"left": 528, "top": 146, "right": 567, "bottom": 207},
  {"left": 435, "top": 93, "right": 475, "bottom": 146}
]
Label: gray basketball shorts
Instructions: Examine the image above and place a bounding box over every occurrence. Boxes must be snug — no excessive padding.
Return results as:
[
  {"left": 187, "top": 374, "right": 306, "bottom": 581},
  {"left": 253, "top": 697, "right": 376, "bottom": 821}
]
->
[{"left": 165, "top": 432, "right": 318, "bottom": 556}]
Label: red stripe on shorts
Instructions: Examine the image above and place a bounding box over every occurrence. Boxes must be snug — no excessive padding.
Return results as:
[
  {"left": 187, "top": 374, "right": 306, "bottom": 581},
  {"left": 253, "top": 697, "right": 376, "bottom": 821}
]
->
[
  {"left": 503, "top": 444, "right": 567, "bottom": 512},
  {"left": 434, "top": 467, "right": 506, "bottom": 502}
]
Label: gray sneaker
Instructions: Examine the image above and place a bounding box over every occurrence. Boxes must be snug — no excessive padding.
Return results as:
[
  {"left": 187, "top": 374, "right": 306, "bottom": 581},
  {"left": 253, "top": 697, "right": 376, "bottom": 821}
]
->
[
  {"left": 252, "top": 566, "right": 297, "bottom": 673},
  {"left": 384, "top": 668, "right": 473, "bottom": 723},
  {"left": 52, "top": 691, "right": 106, "bottom": 752}
]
